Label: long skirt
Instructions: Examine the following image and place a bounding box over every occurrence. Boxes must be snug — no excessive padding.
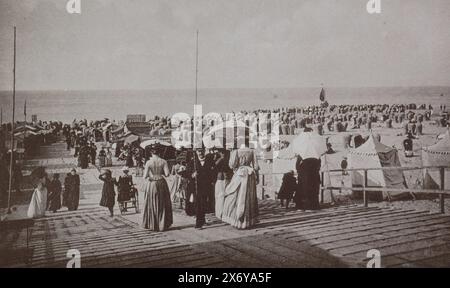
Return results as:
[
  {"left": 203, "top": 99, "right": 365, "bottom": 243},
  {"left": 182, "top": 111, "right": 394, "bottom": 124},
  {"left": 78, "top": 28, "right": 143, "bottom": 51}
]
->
[
  {"left": 105, "top": 156, "right": 113, "bottom": 167},
  {"left": 221, "top": 167, "right": 258, "bottom": 229},
  {"left": 168, "top": 174, "right": 183, "bottom": 202},
  {"left": 98, "top": 156, "right": 106, "bottom": 167},
  {"left": 214, "top": 179, "right": 227, "bottom": 219},
  {"left": 47, "top": 190, "right": 61, "bottom": 212},
  {"left": 27, "top": 187, "right": 47, "bottom": 219},
  {"left": 80, "top": 155, "right": 89, "bottom": 169},
  {"left": 65, "top": 188, "right": 80, "bottom": 211},
  {"left": 142, "top": 178, "right": 173, "bottom": 231}
]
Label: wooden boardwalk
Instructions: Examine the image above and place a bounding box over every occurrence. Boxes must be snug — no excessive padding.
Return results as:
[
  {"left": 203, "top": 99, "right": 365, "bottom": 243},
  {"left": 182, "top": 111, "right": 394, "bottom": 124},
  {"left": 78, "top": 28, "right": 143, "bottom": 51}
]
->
[{"left": 1, "top": 141, "right": 450, "bottom": 268}]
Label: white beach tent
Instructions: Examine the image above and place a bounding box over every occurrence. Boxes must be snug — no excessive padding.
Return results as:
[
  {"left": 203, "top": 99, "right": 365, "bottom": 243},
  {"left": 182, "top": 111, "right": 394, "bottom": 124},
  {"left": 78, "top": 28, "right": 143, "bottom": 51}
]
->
[
  {"left": 271, "top": 133, "right": 328, "bottom": 197},
  {"left": 422, "top": 130, "right": 450, "bottom": 190},
  {"left": 348, "top": 134, "right": 407, "bottom": 200}
]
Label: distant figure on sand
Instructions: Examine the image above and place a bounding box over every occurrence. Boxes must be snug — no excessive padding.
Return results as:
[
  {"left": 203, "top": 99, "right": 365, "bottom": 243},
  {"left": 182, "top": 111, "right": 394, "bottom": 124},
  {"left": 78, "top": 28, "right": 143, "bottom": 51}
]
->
[
  {"left": 105, "top": 148, "right": 113, "bottom": 167},
  {"left": 403, "top": 133, "right": 414, "bottom": 157},
  {"left": 27, "top": 167, "right": 48, "bottom": 219},
  {"left": 142, "top": 149, "right": 173, "bottom": 231}
]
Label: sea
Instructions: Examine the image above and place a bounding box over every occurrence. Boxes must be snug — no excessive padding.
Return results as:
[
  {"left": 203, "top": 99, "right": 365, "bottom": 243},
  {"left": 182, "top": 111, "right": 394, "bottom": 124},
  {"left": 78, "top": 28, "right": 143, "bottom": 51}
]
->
[{"left": 0, "top": 87, "right": 449, "bottom": 123}]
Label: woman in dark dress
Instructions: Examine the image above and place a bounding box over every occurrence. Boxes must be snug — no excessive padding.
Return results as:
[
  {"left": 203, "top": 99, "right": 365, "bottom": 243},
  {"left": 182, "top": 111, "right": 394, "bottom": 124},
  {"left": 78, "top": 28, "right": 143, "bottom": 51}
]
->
[
  {"left": 98, "top": 148, "right": 106, "bottom": 168},
  {"left": 47, "top": 173, "right": 62, "bottom": 213},
  {"left": 294, "top": 156, "right": 321, "bottom": 210},
  {"left": 79, "top": 146, "right": 89, "bottom": 169},
  {"left": 63, "top": 168, "right": 80, "bottom": 211},
  {"left": 99, "top": 169, "right": 116, "bottom": 217},
  {"left": 126, "top": 148, "right": 134, "bottom": 168}
]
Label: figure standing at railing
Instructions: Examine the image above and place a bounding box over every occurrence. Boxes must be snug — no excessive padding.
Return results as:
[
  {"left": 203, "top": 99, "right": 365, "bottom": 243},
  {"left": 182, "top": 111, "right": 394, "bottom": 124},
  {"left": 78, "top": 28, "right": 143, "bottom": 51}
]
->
[{"left": 293, "top": 156, "right": 322, "bottom": 210}]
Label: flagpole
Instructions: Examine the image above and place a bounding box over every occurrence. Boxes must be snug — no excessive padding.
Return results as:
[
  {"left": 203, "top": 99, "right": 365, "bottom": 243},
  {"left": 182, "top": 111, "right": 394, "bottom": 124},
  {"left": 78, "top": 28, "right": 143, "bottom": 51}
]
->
[
  {"left": 24, "top": 99, "right": 27, "bottom": 123},
  {"left": 192, "top": 30, "right": 199, "bottom": 212},
  {"left": 195, "top": 30, "right": 199, "bottom": 106},
  {"left": 7, "top": 26, "right": 16, "bottom": 214}
]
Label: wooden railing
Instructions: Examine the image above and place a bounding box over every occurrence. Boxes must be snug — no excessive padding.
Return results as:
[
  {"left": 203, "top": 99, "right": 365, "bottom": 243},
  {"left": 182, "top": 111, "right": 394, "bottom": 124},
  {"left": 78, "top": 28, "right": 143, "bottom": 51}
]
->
[{"left": 258, "top": 166, "right": 449, "bottom": 214}]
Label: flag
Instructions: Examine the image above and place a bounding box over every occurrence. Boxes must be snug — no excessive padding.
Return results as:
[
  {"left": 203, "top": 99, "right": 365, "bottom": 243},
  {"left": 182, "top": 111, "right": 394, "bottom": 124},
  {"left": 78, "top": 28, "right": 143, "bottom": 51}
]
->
[{"left": 319, "top": 87, "right": 326, "bottom": 102}]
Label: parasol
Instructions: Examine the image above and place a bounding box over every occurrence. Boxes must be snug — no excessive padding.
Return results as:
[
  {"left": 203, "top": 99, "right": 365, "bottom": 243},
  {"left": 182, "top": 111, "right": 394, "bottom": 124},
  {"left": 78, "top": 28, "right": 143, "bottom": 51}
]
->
[
  {"left": 292, "top": 132, "right": 327, "bottom": 160},
  {"left": 140, "top": 139, "right": 172, "bottom": 149},
  {"left": 124, "top": 134, "right": 139, "bottom": 145}
]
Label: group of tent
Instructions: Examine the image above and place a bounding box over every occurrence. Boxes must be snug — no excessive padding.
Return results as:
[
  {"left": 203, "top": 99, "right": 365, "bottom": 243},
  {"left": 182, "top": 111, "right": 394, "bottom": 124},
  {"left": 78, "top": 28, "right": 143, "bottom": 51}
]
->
[{"left": 272, "top": 129, "right": 450, "bottom": 201}]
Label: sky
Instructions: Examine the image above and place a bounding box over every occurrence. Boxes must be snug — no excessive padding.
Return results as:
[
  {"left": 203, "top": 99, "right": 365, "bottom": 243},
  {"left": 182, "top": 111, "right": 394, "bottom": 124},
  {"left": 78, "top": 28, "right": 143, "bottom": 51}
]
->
[{"left": 0, "top": 0, "right": 450, "bottom": 90}]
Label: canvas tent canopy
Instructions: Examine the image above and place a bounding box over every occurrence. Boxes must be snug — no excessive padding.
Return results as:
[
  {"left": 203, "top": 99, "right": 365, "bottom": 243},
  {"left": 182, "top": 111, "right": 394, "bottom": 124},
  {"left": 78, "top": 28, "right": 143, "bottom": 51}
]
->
[
  {"left": 348, "top": 134, "right": 407, "bottom": 200},
  {"left": 422, "top": 130, "right": 450, "bottom": 190}
]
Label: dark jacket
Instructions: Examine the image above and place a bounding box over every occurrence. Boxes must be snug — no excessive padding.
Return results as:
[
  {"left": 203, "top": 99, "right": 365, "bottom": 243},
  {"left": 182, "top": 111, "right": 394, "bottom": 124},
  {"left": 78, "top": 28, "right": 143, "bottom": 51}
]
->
[
  {"left": 64, "top": 174, "right": 80, "bottom": 210},
  {"left": 99, "top": 174, "right": 116, "bottom": 208}
]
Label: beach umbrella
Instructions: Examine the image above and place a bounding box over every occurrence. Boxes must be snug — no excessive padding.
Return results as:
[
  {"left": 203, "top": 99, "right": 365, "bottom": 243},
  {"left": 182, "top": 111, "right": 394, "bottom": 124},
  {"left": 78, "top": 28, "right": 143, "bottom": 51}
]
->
[
  {"left": 124, "top": 134, "right": 139, "bottom": 145},
  {"left": 292, "top": 132, "right": 327, "bottom": 160},
  {"left": 140, "top": 139, "right": 172, "bottom": 149}
]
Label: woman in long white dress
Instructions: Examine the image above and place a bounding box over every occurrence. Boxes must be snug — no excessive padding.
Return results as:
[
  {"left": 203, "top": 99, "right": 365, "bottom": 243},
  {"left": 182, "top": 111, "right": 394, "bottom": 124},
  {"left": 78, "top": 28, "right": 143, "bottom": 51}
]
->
[
  {"left": 214, "top": 149, "right": 232, "bottom": 219},
  {"left": 221, "top": 147, "right": 259, "bottom": 229},
  {"left": 141, "top": 150, "right": 173, "bottom": 231},
  {"left": 168, "top": 161, "right": 181, "bottom": 202},
  {"left": 27, "top": 167, "right": 48, "bottom": 219}
]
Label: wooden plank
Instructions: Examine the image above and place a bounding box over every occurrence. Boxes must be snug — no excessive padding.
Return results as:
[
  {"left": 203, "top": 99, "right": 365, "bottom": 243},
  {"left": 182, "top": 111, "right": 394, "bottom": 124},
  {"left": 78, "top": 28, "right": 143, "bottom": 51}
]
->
[
  {"left": 272, "top": 210, "right": 432, "bottom": 239},
  {"left": 332, "top": 231, "right": 450, "bottom": 257},
  {"left": 289, "top": 214, "right": 450, "bottom": 245}
]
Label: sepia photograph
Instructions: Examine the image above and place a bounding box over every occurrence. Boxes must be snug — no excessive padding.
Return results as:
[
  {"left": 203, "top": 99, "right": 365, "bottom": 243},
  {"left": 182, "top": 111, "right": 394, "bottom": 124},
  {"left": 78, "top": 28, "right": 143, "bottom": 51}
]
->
[{"left": 0, "top": 0, "right": 450, "bottom": 272}]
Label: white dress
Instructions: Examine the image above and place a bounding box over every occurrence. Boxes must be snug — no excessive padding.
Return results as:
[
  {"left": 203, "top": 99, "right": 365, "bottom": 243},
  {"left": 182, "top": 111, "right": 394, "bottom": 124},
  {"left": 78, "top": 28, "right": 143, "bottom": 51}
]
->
[{"left": 27, "top": 185, "right": 48, "bottom": 219}]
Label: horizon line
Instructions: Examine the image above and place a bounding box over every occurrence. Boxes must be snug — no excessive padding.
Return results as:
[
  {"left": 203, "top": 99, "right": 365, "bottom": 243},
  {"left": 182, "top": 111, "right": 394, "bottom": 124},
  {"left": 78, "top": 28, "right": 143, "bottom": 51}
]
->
[{"left": 1, "top": 85, "right": 450, "bottom": 93}]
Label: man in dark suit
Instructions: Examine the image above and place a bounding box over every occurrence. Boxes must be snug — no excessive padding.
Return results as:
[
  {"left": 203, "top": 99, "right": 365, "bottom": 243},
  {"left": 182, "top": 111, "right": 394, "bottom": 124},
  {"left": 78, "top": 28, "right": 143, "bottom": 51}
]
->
[{"left": 185, "top": 149, "right": 215, "bottom": 229}]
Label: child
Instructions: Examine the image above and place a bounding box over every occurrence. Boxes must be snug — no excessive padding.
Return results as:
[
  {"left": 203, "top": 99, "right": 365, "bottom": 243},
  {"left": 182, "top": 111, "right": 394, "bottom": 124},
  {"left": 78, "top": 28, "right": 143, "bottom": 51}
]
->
[{"left": 277, "top": 171, "right": 297, "bottom": 209}]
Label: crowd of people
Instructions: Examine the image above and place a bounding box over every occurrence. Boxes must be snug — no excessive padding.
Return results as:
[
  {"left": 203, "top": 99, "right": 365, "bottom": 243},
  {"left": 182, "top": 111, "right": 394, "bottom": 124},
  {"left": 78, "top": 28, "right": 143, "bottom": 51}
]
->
[
  {"left": 5, "top": 101, "right": 449, "bottom": 235},
  {"left": 27, "top": 167, "right": 81, "bottom": 218},
  {"left": 139, "top": 144, "right": 259, "bottom": 231}
]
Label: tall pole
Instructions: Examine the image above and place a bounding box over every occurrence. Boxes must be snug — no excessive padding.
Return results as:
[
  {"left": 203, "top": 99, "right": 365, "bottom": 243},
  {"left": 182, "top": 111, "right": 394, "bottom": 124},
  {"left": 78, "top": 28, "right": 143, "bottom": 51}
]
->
[
  {"left": 195, "top": 30, "right": 199, "bottom": 105},
  {"left": 7, "top": 26, "right": 16, "bottom": 214},
  {"left": 192, "top": 30, "right": 199, "bottom": 210}
]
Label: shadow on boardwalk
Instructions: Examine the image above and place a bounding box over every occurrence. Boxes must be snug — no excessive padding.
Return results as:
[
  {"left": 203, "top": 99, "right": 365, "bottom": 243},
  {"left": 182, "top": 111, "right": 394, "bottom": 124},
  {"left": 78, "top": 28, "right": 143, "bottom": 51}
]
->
[{"left": 2, "top": 140, "right": 450, "bottom": 268}]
